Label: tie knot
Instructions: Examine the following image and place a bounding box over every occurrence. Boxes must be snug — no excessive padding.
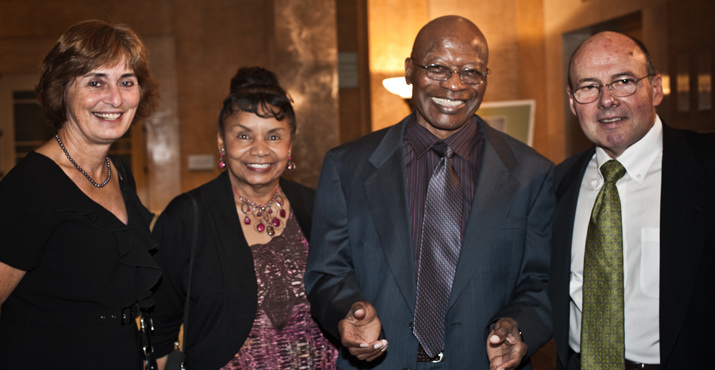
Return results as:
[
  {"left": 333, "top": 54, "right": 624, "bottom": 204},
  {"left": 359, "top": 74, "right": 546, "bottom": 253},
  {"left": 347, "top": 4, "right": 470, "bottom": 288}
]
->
[
  {"left": 600, "top": 160, "right": 626, "bottom": 183},
  {"left": 432, "top": 141, "right": 453, "bottom": 158}
]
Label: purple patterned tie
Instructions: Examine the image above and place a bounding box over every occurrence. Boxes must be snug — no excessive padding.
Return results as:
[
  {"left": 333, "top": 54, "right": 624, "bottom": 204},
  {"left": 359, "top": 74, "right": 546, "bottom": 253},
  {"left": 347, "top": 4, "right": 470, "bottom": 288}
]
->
[{"left": 414, "top": 141, "right": 463, "bottom": 358}]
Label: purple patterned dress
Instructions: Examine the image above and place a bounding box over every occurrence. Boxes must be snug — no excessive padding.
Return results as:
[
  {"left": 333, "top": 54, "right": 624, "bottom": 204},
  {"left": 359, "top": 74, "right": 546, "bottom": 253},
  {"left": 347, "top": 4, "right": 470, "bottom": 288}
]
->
[{"left": 221, "top": 211, "right": 338, "bottom": 370}]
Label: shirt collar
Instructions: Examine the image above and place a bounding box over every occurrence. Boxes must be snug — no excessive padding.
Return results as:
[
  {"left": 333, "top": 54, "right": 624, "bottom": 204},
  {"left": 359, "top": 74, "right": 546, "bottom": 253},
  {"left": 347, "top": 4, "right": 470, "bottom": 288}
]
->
[
  {"left": 594, "top": 115, "right": 663, "bottom": 184},
  {"left": 404, "top": 114, "right": 479, "bottom": 160}
]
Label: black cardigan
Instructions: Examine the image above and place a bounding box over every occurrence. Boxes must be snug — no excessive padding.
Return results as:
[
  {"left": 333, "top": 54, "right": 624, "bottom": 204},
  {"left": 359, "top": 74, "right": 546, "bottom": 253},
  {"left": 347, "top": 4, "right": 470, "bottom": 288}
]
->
[{"left": 151, "top": 172, "right": 315, "bottom": 370}]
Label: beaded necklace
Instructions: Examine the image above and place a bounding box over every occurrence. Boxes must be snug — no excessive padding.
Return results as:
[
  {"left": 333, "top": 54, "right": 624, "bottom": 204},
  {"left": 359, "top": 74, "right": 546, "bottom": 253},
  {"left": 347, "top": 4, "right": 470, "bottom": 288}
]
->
[
  {"left": 55, "top": 134, "right": 111, "bottom": 187},
  {"left": 232, "top": 187, "right": 287, "bottom": 236}
]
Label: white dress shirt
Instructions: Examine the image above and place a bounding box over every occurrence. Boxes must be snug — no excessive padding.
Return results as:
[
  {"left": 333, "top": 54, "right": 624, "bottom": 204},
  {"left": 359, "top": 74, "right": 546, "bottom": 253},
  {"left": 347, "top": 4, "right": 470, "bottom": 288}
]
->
[{"left": 568, "top": 116, "right": 663, "bottom": 363}]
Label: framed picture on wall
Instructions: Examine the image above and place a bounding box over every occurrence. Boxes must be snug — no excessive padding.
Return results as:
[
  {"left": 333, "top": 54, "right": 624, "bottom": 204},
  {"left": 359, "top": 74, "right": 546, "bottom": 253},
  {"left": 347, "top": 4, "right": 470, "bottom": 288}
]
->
[{"left": 476, "top": 99, "right": 535, "bottom": 146}]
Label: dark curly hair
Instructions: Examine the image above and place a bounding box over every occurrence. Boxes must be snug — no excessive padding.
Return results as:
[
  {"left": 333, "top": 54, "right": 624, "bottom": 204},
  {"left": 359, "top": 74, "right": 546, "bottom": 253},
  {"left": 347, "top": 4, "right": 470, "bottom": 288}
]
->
[
  {"left": 36, "top": 19, "right": 159, "bottom": 129},
  {"left": 218, "top": 66, "right": 296, "bottom": 138}
]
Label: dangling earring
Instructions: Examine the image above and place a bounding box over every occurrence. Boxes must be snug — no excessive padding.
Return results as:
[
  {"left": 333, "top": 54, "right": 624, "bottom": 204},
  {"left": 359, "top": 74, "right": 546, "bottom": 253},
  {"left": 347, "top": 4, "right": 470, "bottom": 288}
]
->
[
  {"left": 286, "top": 151, "right": 296, "bottom": 173},
  {"left": 218, "top": 148, "right": 226, "bottom": 169}
]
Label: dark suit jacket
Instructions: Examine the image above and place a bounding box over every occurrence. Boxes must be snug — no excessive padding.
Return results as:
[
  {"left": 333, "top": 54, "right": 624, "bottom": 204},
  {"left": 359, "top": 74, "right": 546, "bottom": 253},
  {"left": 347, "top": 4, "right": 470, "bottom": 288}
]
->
[
  {"left": 550, "top": 124, "right": 715, "bottom": 370},
  {"left": 306, "top": 115, "right": 554, "bottom": 370},
  {"left": 151, "top": 172, "right": 315, "bottom": 370}
]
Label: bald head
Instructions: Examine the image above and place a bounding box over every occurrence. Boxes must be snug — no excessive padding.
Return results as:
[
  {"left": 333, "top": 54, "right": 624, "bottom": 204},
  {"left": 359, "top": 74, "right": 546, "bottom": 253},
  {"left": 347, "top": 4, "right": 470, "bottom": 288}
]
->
[
  {"left": 404, "top": 15, "right": 490, "bottom": 139},
  {"left": 568, "top": 31, "right": 656, "bottom": 89},
  {"left": 411, "top": 15, "right": 489, "bottom": 65}
]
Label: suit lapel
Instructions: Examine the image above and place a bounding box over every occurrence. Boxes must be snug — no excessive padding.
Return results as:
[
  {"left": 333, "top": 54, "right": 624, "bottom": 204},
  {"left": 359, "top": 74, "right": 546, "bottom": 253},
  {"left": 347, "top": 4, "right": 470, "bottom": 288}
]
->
[
  {"left": 659, "top": 125, "right": 708, "bottom": 363},
  {"left": 449, "top": 124, "right": 520, "bottom": 307},
  {"left": 364, "top": 120, "right": 417, "bottom": 311},
  {"left": 551, "top": 148, "right": 593, "bottom": 367},
  {"left": 549, "top": 125, "right": 709, "bottom": 365}
]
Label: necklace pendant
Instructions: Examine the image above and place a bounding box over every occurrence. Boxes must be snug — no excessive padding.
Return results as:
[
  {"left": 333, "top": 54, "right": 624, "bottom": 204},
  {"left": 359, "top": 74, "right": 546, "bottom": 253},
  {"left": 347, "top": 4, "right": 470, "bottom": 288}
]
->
[{"left": 233, "top": 187, "right": 286, "bottom": 236}]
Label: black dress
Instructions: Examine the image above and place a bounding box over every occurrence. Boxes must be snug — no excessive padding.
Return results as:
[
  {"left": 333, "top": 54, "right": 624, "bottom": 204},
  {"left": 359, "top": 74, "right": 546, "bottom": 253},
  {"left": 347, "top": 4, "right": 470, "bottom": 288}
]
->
[{"left": 0, "top": 152, "right": 161, "bottom": 370}]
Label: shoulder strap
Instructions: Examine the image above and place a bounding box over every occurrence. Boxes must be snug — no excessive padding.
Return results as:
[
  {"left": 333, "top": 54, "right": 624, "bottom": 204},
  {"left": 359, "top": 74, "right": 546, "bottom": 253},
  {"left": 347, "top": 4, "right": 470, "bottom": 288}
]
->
[{"left": 182, "top": 193, "right": 200, "bottom": 348}]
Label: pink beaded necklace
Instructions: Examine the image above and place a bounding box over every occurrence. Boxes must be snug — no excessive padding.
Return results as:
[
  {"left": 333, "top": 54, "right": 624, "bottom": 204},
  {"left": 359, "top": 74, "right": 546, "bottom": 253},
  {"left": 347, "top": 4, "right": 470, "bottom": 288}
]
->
[{"left": 232, "top": 187, "right": 287, "bottom": 236}]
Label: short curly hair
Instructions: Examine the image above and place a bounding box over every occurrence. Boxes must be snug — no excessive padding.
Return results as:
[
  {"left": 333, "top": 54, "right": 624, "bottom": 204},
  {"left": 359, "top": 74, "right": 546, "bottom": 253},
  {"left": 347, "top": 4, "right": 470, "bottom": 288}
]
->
[{"left": 36, "top": 19, "right": 159, "bottom": 129}]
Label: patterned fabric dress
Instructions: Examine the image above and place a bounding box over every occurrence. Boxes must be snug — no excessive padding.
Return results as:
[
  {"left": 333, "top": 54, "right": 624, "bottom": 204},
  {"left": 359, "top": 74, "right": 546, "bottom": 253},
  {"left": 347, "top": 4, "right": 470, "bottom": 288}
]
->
[{"left": 221, "top": 211, "right": 338, "bottom": 370}]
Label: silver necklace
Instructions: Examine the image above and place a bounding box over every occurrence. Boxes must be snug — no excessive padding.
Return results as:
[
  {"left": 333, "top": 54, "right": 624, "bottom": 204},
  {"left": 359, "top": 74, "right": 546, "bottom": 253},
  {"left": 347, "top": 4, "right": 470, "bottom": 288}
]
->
[{"left": 55, "top": 134, "right": 111, "bottom": 188}]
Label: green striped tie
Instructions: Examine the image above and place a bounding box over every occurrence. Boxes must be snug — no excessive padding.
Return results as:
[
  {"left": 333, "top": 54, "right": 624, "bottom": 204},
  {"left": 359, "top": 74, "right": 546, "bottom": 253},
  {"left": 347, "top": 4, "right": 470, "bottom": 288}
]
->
[{"left": 581, "top": 159, "right": 626, "bottom": 370}]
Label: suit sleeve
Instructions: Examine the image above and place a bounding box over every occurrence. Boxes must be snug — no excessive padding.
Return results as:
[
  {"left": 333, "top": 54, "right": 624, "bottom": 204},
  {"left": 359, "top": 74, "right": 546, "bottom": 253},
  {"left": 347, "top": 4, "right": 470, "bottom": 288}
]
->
[
  {"left": 305, "top": 151, "right": 366, "bottom": 339},
  {"left": 491, "top": 163, "right": 555, "bottom": 357}
]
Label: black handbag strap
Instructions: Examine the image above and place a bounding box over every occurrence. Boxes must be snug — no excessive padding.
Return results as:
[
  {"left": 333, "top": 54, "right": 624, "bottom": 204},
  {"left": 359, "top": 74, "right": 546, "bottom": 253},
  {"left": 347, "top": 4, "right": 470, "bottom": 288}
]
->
[{"left": 181, "top": 193, "right": 199, "bottom": 350}]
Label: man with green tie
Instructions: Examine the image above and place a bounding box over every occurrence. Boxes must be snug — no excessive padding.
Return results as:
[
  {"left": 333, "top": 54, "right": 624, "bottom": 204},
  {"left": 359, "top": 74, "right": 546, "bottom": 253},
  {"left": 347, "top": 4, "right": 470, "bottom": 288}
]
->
[{"left": 550, "top": 31, "right": 715, "bottom": 370}]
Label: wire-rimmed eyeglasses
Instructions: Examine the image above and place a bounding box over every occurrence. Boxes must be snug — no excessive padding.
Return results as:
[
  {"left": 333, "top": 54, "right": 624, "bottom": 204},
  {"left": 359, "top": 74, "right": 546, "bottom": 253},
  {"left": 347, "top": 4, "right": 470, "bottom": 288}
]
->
[
  {"left": 411, "top": 59, "right": 490, "bottom": 85},
  {"left": 569, "top": 74, "right": 653, "bottom": 104}
]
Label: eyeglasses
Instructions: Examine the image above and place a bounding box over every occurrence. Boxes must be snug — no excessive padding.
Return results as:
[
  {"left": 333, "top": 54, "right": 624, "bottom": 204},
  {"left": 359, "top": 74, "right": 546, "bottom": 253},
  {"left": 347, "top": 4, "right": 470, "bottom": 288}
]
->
[
  {"left": 411, "top": 59, "right": 490, "bottom": 85},
  {"left": 570, "top": 74, "right": 653, "bottom": 104}
]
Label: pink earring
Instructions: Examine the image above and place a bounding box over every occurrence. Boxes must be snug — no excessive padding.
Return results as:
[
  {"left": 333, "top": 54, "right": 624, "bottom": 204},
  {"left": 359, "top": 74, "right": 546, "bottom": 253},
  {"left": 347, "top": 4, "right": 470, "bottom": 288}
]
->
[
  {"left": 286, "top": 152, "right": 296, "bottom": 173},
  {"left": 218, "top": 148, "right": 226, "bottom": 169}
]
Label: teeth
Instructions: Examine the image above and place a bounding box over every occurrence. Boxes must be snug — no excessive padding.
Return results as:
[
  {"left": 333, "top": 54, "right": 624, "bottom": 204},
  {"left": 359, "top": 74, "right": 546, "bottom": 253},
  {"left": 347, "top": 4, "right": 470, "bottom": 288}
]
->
[
  {"left": 248, "top": 163, "right": 270, "bottom": 169},
  {"left": 432, "top": 97, "right": 463, "bottom": 107},
  {"left": 600, "top": 117, "right": 622, "bottom": 123},
  {"left": 94, "top": 113, "right": 121, "bottom": 120}
]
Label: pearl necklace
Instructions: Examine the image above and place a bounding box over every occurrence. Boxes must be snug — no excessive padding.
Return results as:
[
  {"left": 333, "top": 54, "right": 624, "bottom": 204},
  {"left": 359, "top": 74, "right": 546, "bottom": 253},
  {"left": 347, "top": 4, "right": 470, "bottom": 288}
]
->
[
  {"left": 232, "top": 187, "right": 287, "bottom": 236},
  {"left": 55, "top": 134, "right": 112, "bottom": 188}
]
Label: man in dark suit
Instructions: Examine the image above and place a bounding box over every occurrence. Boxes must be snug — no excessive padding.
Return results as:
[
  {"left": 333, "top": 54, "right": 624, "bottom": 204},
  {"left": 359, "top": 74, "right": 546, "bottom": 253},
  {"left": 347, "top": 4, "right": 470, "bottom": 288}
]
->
[
  {"left": 550, "top": 31, "right": 715, "bottom": 370},
  {"left": 306, "top": 15, "right": 553, "bottom": 370}
]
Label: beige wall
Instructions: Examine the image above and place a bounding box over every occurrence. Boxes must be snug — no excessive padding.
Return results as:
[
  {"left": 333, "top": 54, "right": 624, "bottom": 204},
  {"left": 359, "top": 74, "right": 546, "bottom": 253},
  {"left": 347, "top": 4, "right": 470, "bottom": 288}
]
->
[{"left": 367, "top": 0, "right": 428, "bottom": 131}]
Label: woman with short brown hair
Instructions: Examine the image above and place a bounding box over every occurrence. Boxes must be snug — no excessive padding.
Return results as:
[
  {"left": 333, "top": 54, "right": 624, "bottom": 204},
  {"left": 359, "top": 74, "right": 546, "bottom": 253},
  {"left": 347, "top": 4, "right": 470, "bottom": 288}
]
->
[{"left": 0, "top": 20, "right": 161, "bottom": 369}]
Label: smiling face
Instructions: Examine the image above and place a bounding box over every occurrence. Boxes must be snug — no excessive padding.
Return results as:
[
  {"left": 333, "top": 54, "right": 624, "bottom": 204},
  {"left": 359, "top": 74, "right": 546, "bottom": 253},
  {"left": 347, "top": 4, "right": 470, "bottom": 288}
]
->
[
  {"left": 63, "top": 58, "right": 140, "bottom": 145},
  {"left": 405, "top": 16, "right": 489, "bottom": 139},
  {"left": 218, "top": 108, "right": 293, "bottom": 198},
  {"left": 568, "top": 32, "right": 663, "bottom": 158}
]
